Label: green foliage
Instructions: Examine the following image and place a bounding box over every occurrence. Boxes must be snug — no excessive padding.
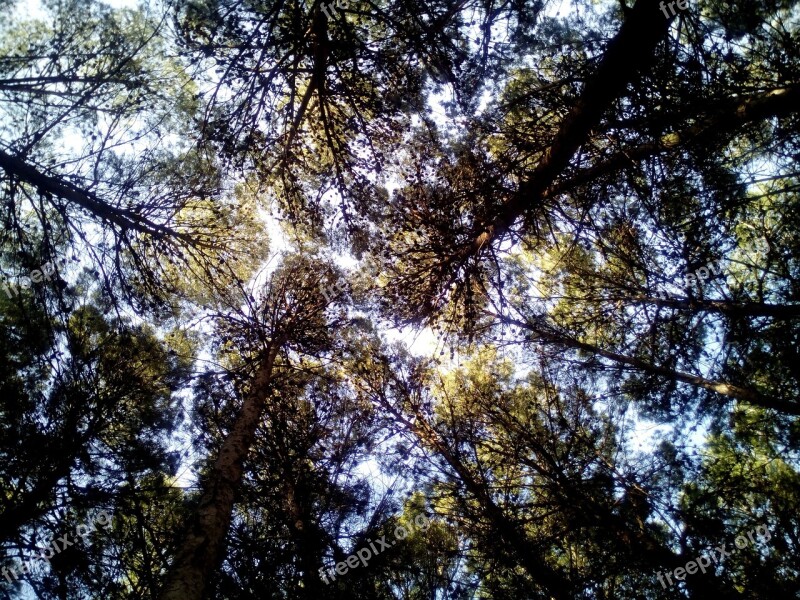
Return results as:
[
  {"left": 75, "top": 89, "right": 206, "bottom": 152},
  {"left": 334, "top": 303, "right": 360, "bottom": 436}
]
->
[{"left": 2, "top": 0, "right": 800, "bottom": 598}]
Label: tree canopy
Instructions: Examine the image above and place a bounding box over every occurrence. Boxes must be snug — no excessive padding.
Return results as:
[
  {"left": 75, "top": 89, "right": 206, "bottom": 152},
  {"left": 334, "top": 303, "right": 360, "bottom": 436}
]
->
[{"left": 1, "top": 0, "right": 799, "bottom": 598}]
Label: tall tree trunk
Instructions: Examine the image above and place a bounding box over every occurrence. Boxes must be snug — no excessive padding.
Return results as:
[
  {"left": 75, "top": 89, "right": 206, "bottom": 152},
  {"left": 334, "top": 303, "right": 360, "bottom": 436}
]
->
[
  {"left": 159, "top": 343, "right": 283, "bottom": 600},
  {"left": 460, "top": 0, "right": 674, "bottom": 261},
  {"left": 284, "top": 480, "right": 326, "bottom": 598}
]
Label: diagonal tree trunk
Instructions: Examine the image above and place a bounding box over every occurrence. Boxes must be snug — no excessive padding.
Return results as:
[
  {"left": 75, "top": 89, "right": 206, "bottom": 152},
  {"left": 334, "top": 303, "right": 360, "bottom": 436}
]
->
[
  {"left": 0, "top": 149, "right": 194, "bottom": 244},
  {"left": 461, "top": 0, "right": 674, "bottom": 261},
  {"left": 159, "top": 341, "right": 284, "bottom": 600},
  {"left": 369, "top": 355, "right": 747, "bottom": 599},
  {"left": 368, "top": 377, "right": 574, "bottom": 600},
  {"left": 454, "top": 30, "right": 800, "bottom": 271},
  {"left": 541, "top": 84, "right": 800, "bottom": 201}
]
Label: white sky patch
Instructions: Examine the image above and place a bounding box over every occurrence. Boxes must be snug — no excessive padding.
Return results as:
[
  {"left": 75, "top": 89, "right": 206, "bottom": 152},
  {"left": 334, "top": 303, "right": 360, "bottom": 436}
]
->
[
  {"left": 101, "top": 0, "right": 140, "bottom": 7},
  {"left": 382, "top": 323, "right": 439, "bottom": 359},
  {"left": 170, "top": 386, "right": 202, "bottom": 490},
  {"left": 8, "top": 0, "right": 45, "bottom": 20},
  {"left": 627, "top": 411, "right": 673, "bottom": 453},
  {"left": 11, "top": 0, "right": 140, "bottom": 21}
]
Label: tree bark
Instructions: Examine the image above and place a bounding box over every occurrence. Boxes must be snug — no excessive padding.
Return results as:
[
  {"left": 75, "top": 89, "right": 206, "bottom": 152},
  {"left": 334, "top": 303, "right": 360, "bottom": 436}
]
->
[{"left": 159, "top": 343, "right": 283, "bottom": 600}]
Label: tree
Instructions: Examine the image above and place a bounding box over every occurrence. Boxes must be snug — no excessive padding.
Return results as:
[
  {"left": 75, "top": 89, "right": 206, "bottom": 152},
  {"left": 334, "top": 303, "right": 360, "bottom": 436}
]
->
[
  {"left": 159, "top": 254, "right": 347, "bottom": 600},
  {"left": 0, "top": 278, "right": 192, "bottom": 598},
  {"left": 0, "top": 0, "right": 259, "bottom": 311},
  {"left": 3, "top": 0, "right": 799, "bottom": 597}
]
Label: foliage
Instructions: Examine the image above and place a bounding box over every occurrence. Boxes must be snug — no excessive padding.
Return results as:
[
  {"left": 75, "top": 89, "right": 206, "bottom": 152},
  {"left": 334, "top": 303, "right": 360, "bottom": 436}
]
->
[{"left": 1, "top": 0, "right": 799, "bottom": 598}]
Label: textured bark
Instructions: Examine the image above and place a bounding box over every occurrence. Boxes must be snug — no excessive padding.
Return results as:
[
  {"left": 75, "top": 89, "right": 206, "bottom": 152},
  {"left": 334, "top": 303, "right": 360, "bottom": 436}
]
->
[{"left": 159, "top": 344, "right": 282, "bottom": 600}]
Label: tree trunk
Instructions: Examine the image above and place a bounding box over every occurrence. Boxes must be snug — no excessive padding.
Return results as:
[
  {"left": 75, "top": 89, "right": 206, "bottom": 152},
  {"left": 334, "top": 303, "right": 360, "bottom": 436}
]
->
[
  {"left": 542, "top": 84, "right": 800, "bottom": 200},
  {"left": 0, "top": 149, "right": 189, "bottom": 243},
  {"left": 284, "top": 480, "right": 327, "bottom": 598},
  {"left": 159, "top": 343, "right": 282, "bottom": 600},
  {"left": 461, "top": 0, "right": 673, "bottom": 260}
]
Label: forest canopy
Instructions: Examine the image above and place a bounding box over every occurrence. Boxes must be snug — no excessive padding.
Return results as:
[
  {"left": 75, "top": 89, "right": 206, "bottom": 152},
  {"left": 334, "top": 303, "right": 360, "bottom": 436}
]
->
[{"left": 1, "top": 0, "right": 799, "bottom": 598}]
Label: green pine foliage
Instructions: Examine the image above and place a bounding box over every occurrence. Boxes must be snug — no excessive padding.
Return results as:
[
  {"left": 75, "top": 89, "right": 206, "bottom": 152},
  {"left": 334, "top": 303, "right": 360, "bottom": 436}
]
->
[{"left": 1, "top": 0, "right": 799, "bottom": 598}]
